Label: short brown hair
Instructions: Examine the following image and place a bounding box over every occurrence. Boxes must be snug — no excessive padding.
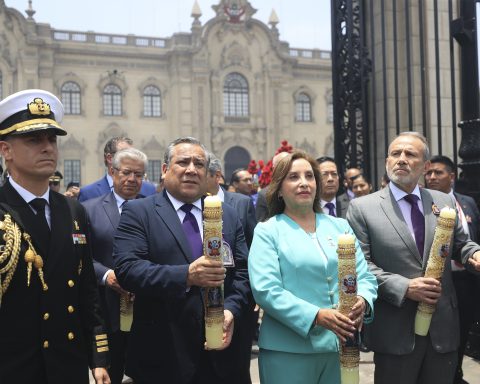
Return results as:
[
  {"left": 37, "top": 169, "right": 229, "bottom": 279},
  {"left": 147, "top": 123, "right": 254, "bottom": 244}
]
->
[{"left": 266, "top": 151, "right": 322, "bottom": 219}]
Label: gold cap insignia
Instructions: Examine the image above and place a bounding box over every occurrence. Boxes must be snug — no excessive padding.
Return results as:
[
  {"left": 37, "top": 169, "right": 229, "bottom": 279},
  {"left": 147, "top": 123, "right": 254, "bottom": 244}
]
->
[{"left": 28, "top": 98, "right": 51, "bottom": 116}]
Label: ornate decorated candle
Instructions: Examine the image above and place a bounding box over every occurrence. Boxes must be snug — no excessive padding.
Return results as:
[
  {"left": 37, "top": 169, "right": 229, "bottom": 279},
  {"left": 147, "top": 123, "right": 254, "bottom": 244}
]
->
[
  {"left": 415, "top": 206, "right": 456, "bottom": 336},
  {"left": 203, "top": 195, "right": 224, "bottom": 349},
  {"left": 337, "top": 233, "right": 359, "bottom": 384}
]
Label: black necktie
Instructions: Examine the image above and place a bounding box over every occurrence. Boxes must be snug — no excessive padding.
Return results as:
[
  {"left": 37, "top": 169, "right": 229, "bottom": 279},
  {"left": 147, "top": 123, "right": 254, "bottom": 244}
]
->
[
  {"left": 404, "top": 194, "right": 425, "bottom": 258},
  {"left": 29, "top": 198, "right": 51, "bottom": 256}
]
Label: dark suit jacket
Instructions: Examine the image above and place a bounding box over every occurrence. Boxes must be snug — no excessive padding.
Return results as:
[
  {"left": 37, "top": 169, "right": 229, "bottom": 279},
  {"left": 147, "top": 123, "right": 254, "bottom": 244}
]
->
[
  {"left": 113, "top": 190, "right": 250, "bottom": 384},
  {"left": 0, "top": 180, "right": 108, "bottom": 384},
  {"left": 347, "top": 185, "right": 480, "bottom": 355},
  {"left": 455, "top": 192, "right": 479, "bottom": 242},
  {"left": 78, "top": 175, "right": 156, "bottom": 202},
  {"left": 82, "top": 192, "right": 122, "bottom": 332},
  {"left": 336, "top": 192, "right": 350, "bottom": 218},
  {"left": 223, "top": 189, "right": 256, "bottom": 248},
  {"left": 255, "top": 188, "right": 268, "bottom": 223}
]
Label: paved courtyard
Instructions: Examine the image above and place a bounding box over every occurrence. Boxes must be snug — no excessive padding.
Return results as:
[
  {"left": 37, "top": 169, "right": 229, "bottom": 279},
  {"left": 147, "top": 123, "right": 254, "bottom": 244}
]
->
[{"left": 91, "top": 349, "right": 480, "bottom": 383}]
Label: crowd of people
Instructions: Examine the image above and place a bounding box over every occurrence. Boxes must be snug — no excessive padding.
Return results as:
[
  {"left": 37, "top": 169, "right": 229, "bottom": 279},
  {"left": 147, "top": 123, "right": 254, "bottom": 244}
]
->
[{"left": 0, "top": 89, "right": 480, "bottom": 384}]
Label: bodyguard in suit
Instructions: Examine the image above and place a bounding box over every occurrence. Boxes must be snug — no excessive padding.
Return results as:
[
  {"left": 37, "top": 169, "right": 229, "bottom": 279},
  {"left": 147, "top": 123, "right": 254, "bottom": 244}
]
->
[
  {"left": 425, "top": 155, "right": 480, "bottom": 384},
  {"left": 83, "top": 148, "right": 148, "bottom": 384},
  {"left": 0, "top": 89, "right": 110, "bottom": 384},
  {"left": 316, "top": 156, "right": 349, "bottom": 218},
  {"left": 347, "top": 132, "right": 480, "bottom": 384},
  {"left": 78, "top": 136, "right": 156, "bottom": 202},
  {"left": 113, "top": 137, "right": 250, "bottom": 384},
  {"left": 206, "top": 152, "right": 257, "bottom": 383}
]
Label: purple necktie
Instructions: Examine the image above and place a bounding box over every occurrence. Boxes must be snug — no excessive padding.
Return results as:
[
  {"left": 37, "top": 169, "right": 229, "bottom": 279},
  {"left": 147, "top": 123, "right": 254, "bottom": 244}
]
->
[
  {"left": 180, "top": 204, "right": 203, "bottom": 259},
  {"left": 325, "top": 202, "right": 336, "bottom": 217},
  {"left": 404, "top": 194, "right": 425, "bottom": 257}
]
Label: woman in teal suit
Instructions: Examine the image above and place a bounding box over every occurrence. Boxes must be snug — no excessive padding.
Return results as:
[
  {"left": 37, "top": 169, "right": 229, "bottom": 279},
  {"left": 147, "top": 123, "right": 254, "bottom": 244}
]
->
[{"left": 248, "top": 152, "right": 377, "bottom": 384}]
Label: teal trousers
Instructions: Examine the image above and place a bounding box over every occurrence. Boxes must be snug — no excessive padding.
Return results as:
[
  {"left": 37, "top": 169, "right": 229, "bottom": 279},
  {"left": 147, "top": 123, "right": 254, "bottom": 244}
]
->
[{"left": 258, "top": 348, "right": 341, "bottom": 384}]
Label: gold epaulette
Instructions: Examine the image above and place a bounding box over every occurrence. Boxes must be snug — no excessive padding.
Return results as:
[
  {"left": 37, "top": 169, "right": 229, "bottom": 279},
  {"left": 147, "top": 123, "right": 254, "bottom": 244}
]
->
[{"left": 0, "top": 213, "right": 48, "bottom": 305}]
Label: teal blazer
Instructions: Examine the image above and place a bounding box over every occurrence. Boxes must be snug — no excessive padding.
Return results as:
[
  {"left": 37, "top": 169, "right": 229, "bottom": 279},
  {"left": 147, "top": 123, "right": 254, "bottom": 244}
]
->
[{"left": 248, "top": 213, "right": 377, "bottom": 354}]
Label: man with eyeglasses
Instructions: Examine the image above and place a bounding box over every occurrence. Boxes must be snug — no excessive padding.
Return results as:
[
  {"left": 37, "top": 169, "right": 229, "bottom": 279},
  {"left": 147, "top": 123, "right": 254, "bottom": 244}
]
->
[
  {"left": 113, "top": 137, "right": 250, "bottom": 384},
  {"left": 316, "top": 156, "right": 349, "bottom": 218},
  {"left": 78, "top": 136, "right": 156, "bottom": 202},
  {"left": 82, "top": 147, "right": 148, "bottom": 384}
]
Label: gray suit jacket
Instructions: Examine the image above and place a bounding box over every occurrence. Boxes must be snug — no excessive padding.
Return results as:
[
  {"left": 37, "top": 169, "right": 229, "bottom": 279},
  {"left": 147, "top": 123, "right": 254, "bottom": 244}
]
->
[
  {"left": 82, "top": 192, "right": 121, "bottom": 332},
  {"left": 347, "top": 185, "right": 480, "bottom": 355}
]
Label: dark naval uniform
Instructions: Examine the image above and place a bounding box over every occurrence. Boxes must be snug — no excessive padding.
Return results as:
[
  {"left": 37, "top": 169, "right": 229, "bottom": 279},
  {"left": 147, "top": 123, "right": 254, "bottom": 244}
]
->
[
  {"left": 0, "top": 89, "right": 109, "bottom": 384},
  {"left": 0, "top": 180, "right": 109, "bottom": 383}
]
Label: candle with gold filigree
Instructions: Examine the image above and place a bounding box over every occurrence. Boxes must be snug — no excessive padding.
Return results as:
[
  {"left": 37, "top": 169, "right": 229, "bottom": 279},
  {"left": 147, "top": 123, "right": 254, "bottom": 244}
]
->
[
  {"left": 415, "top": 206, "right": 456, "bottom": 336},
  {"left": 120, "top": 293, "right": 133, "bottom": 332},
  {"left": 203, "top": 195, "right": 224, "bottom": 349},
  {"left": 337, "top": 234, "right": 359, "bottom": 384}
]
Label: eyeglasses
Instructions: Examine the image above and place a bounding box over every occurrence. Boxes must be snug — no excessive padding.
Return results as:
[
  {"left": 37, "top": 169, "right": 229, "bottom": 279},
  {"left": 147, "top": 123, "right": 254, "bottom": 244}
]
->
[{"left": 114, "top": 168, "right": 145, "bottom": 179}]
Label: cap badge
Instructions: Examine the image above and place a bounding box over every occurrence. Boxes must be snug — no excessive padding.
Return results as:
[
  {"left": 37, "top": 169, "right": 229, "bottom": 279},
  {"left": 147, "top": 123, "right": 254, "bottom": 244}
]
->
[{"left": 28, "top": 98, "right": 51, "bottom": 116}]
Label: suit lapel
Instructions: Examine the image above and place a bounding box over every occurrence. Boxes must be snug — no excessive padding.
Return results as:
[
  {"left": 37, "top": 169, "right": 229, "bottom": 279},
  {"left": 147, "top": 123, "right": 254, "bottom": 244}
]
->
[
  {"left": 103, "top": 192, "right": 120, "bottom": 230},
  {"left": 46, "top": 192, "right": 72, "bottom": 276},
  {"left": 421, "top": 189, "right": 437, "bottom": 268},
  {"left": 380, "top": 186, "right": 421, "bottom": 264},
  {"left": 156, "top": 192, "right": 195, "bottom": 263}
]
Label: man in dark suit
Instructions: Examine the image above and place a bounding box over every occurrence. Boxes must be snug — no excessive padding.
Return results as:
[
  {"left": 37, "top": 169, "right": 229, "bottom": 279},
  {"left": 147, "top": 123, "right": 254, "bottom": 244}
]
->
[
  {"left": 83, "top": 147, "right": 148, "bottom": 384},
  {"left": 316, "top": 156, "right": 349, "bottom": 218},
  {"left": 425, "top": 154, "right": 480, "bottom": 384},
  {"left": 78, "top": 136, "right": 156, "bottom": 202},
  {"left": 347, "top": 132, "right": 480, "bottom": 384},
  {"left": 113, "top": 137, "right": 250, "bottom": 384},
  {"left": 206, "top": 152, "right": 256, "bottom": 382},
  {"left": 0, "top": 89, "right": 110, "bottom": 384}
]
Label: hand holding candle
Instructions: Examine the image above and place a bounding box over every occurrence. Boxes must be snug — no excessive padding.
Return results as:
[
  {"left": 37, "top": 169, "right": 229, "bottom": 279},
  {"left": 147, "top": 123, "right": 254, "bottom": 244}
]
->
[
  {"left": 203, "top": 195, "right": 225, "bottom": 349},
  {"left": 337, "top": 233, "right": 360, "bottom": 384},
  {"left": 414, "top": 206, "right": 456, "bottom": 336}
]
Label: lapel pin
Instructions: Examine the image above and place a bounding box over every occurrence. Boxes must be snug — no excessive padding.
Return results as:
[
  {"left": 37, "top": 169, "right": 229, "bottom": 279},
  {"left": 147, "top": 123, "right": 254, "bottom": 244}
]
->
[
  {"left": 74, "top": 220, "right": 80, "bottom": 231},
  {"left": 431, "top": 204, "right": 440, "bottom": 216}
]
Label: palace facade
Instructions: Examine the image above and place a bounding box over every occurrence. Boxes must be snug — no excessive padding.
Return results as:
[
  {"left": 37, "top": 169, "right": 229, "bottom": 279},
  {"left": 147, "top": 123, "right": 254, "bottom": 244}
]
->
[{"left": 0, "top": 0, "right": 333, "bottom": 186}]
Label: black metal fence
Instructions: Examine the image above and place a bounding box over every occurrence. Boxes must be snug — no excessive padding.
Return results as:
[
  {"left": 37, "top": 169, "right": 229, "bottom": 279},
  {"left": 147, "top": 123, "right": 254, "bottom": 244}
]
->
[{"left": 332, "top": 0, "right": 466, "bottom": 188}]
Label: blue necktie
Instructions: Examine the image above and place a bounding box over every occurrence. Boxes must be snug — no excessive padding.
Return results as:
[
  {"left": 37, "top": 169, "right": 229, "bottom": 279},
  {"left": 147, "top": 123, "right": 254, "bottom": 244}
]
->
[
  {"left": 180, "top": 204, "right": 203, "bottom": 259},
  {"left": 404, "top": 194, "right": 425, "bottom": 258},
  {"left": 325, "top": 202, "right": 336, "bottom": 217}
]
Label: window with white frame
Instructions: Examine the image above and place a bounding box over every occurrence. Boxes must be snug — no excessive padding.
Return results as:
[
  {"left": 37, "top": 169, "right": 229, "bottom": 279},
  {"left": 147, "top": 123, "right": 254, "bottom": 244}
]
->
[
  {"left": 295, "top": 93, "right": 312, "bottom": 122},
  {"left": 147, "top": 160, "right": 162, "bottom": 184},
  {"left": 143, "top": 86, "right": 162, "bottom": 117},
  {"left": 64, "top": 159, "right": 81, "bottom": 186},
  {"left": 223, "top": 73, "right": 249, "bottom": 117},
  {"left": 61, "top": 81, "right": 81, "bottom": 115},
  {"left": 103, "top": 84, "right": 122, "bottom": 116}
]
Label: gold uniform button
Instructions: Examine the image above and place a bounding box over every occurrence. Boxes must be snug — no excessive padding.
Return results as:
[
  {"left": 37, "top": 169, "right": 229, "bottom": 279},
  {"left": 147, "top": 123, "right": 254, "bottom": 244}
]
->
[
  {"left": 68, "top": 332, "right": 75, "bottom": 340},
  {"left": 67, "top": 305, "right": 74, "bottom": 313},
  {"left": 43, "top": 340, "right": 49, "bottom": 348},
  {"left": 68, "top": 280, "right": 75, "bottom": 288},
  {"left": 43, "top": 313, "right": 49, "bottom": 320}
]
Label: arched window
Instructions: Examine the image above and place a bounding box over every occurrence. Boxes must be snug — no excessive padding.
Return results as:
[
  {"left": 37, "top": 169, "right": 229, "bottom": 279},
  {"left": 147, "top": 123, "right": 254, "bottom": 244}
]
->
[
  {"left": 224, "top": 146, "right": 251, "bottom": 183},
  {"left": 295, "top": 93, "right": 312, "bottom": 122},
  {"left": 103, "top": 84, "right": 122, "bottom": 116},
  {"left": 143, "top": 85, "right": 162, "bottom": 117},
  {"left": 223, "top": 73, "right": 249, "bottom": 118},
  {"left": 61, "top": 81, "right": 81, "bottom": 115}
]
